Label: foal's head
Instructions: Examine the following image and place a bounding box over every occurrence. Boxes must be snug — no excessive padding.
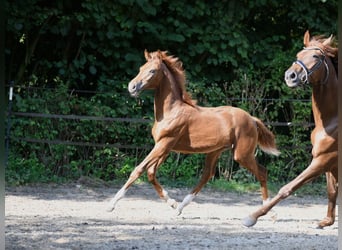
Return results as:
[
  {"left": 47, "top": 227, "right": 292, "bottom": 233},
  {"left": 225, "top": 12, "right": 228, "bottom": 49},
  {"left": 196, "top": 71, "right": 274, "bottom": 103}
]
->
[
  {"left": 128, "top": 50, "right": 166, "bottom": 97},
  {"left": 284, "top": 31, "right": 337, "bottom": 87},
  {"left": 128, "top": 50, "right": 195, "bottom": 106}
]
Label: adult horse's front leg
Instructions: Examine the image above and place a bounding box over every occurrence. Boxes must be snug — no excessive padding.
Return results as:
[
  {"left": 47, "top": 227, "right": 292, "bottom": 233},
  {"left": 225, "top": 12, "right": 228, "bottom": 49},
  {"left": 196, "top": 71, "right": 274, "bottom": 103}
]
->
[
  {"left": 107, "top": 139, "right": 176, "bottom": 212},
  {"left": 177, "top": 150, "right": 222, "bottom": 215},
  {"left": 242, "top": 157, "right": 328, "bottom": 227},
  {"left": 318, "top": 170, "right": 338, "bottom": 228}
]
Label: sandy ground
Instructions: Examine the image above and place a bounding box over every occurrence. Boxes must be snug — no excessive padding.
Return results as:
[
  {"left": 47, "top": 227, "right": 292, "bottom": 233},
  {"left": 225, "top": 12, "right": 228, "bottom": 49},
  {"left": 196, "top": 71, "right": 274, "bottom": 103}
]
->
[{"left": 5, "top": 181, "right": 338, "bottom": 250}]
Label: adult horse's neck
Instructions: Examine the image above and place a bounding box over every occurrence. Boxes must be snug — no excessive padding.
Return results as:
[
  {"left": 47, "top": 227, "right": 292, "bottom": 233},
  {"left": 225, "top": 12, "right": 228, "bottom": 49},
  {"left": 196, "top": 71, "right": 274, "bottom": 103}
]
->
[
  {"left": 311, "top": 57, "right": 338, "bottom": 132},
  {"left": 153, "top": 63, "right": 182, "bottom": 122}
]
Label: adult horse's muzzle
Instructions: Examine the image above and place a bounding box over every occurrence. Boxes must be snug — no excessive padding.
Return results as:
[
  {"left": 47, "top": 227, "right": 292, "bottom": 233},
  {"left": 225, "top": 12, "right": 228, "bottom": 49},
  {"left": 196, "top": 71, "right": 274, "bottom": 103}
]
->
[
  {"left": 128, "top": 81, "right": 143, "bottom": 97},
  {"left": 284, "top": 68, "right": 305, "bottom": 88}
]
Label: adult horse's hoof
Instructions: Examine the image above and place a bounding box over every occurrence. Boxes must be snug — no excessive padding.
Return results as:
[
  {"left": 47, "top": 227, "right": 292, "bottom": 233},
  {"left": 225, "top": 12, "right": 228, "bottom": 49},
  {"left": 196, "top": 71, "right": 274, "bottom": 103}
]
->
[
  {"left": 106, "top": 204, "right": 115, "bottom": 212},
  {"left": 242, "top": 215, "right": 257, "bottom": 227},
  {"left": 106, "top": 207, "right": 114, "bottom": 212},
  {"left": 176, "top": 206, "right": 183, "bottom": 216},
  {"left": 317, "top": 217, "right": 334, "bottom": 229}
]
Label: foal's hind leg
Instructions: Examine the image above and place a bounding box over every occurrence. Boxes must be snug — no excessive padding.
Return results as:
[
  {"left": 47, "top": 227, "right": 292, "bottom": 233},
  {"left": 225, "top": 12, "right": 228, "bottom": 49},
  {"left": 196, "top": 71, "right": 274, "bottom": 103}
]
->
[
  {"left": 234, "top": 152, "right": 269, "bottom": 203},
  {"left": 318, "top": 170, "right": 338, "bottom": 228},
  {"left": 177, "top": 150, "right": 222, "bottom": 215}
]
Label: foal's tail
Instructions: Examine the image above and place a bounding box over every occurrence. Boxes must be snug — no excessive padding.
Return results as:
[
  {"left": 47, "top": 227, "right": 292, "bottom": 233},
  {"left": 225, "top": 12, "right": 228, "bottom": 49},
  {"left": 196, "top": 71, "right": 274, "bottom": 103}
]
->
[{"left": 253, "top": 117, "right": 280, "bottom": 156}]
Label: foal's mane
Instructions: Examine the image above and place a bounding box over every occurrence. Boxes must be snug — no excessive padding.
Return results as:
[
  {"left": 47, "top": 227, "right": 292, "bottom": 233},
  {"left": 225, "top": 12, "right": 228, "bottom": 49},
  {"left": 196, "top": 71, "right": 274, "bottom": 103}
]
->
[
  {"left": 157, "top": 51, "right": 196, "bottom": 107},
  {"left": 309, "top": 34, "right": 338, "bottom": 76}
]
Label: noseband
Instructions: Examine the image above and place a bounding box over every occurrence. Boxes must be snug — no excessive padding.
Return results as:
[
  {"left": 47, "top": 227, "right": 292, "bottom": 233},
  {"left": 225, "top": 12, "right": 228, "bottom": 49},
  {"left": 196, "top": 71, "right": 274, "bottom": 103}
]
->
[{"left": 294, "top": 47, "right": 329, "bottom": 85}]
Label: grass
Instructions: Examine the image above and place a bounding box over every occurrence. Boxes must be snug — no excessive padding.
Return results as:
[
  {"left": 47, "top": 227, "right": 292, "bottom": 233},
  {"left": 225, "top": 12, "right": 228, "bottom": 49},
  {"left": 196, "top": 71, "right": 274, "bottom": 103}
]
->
[
  {"left": 6, "top": 168, "right": 327, "bottom": 198},
  {"left": 106, "top": 174, "right": 327, "bottom": 198}
]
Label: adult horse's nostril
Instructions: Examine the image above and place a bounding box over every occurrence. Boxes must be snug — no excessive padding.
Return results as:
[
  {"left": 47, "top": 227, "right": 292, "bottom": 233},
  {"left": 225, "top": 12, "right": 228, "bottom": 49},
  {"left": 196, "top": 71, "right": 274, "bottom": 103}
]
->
[
  {"left": 285, "top": 70, "right": 297, "bottom": 81},
  {"left": 290, "top": 72, "right": 297, "bottom": 80},
  {"left": 301, "top": 74, "right": 307, "bottom": 83}
]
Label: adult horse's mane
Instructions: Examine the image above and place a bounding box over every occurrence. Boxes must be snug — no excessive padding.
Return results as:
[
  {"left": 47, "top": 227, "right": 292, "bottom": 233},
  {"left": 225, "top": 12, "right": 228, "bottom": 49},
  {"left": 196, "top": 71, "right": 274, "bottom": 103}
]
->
[
  {"left": 157, "top": 50, "right": 197, "bottom": 107},
  {"left": 309, "top": 34, "right": 338, "bottom": 76}
]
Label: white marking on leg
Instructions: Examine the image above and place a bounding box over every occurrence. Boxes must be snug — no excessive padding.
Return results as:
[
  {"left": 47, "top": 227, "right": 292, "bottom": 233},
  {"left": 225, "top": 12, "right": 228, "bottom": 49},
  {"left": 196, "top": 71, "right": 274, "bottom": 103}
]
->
[
  {"left": 106, "top": 187, "right": 127, "bottom": 212},
  {"left": 177, "top": 194, "right": 196, "bottom": 215},
  {"left": 162, "top": 189, "right": 178, "bottom": 208}
]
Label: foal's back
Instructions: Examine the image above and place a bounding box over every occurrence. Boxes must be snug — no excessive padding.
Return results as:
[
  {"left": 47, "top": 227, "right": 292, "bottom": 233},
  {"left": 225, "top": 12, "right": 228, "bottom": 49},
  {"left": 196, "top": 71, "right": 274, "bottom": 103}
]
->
[{"left": 171, "top": 104, "right": 257, "bottom": 154}]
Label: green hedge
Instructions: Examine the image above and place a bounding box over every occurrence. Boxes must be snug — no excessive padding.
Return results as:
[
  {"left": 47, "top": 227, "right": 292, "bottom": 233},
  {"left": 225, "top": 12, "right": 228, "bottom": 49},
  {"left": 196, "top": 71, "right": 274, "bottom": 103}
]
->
[{"left": 7, "top": 76, "right": 314, "bottom": 186}]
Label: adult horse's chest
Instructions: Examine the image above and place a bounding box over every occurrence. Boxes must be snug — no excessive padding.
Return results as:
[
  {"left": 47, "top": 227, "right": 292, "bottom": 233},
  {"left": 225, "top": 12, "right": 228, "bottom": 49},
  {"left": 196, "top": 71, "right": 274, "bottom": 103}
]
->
[
  {"left": 311, "top": 125, "right": 337, "bottom": 158},
  {"left": 311, "top": 91, "right": 338, "bottom": 158}
]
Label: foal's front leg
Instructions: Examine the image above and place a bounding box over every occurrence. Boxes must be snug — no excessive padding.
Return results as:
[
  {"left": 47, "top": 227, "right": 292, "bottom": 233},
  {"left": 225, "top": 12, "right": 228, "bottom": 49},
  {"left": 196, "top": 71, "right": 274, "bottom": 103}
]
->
[
  {"left": 107, "top": 140, "right": 176, "bottom": 212},
  {"left": 146, "top": 155, "right": 178, "bottom": 208}
]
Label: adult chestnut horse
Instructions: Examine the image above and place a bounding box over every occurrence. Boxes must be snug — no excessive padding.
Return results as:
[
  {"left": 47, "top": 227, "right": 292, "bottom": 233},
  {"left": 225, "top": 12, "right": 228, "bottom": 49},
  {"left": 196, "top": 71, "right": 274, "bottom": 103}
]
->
[
  {"left": 243, "top": 31, "right": 338, "bottom": 228},
  {"left": 107, "top": 50, "right": 280, "bottom": 215}
]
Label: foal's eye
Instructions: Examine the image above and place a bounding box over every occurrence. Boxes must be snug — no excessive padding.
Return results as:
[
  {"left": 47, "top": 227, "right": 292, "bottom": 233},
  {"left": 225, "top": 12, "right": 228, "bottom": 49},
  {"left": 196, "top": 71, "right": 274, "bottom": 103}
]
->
[
  {"left": 149, "top": 69, "right": 156, "bottom": 74},
  {"left": 312, "top": 55, "right": 319, "bottom": 59}
]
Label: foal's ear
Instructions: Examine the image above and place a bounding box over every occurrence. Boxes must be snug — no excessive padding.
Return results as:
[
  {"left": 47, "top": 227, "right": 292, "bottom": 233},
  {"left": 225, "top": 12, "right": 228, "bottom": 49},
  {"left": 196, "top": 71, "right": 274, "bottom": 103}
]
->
[
  {"left": 303, "top": 30, "right": 310, "bottom": 47},
  {"left": 144, "top": 49, "right": 151, "bottom": 61}
]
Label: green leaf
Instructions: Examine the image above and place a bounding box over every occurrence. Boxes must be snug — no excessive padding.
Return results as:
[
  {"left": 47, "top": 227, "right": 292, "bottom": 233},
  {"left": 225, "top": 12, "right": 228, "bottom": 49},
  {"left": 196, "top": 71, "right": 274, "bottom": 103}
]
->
[{"left": 89, "top": 65, "right": 97, "bottom": 75}]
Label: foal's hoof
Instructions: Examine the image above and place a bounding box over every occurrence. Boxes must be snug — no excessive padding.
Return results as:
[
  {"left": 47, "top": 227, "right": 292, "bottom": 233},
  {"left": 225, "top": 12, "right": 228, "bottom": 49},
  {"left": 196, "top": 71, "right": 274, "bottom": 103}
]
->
[
  {"left": 242, "top": 215, "right": 257, "bottom": 227},
  {"left": 167, "top": 198, "right": 178, "bottom": 209}
]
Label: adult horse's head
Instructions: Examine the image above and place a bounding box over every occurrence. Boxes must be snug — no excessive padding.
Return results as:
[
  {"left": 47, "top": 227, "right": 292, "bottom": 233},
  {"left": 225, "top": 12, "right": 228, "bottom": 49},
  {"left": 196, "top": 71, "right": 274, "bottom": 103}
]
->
[
  {"left": 128, "top": 50, "right": 165, "bottom": 97},
  {"left": 284, "top": 30, "right": 337, "bottom": 88}
]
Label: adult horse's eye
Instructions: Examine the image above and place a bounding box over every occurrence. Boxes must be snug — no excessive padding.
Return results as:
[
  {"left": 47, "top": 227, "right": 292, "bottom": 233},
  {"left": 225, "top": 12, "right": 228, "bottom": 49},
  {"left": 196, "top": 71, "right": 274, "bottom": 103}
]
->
[
  {"left": 149, "top": 69, "right": 156, "bottom": 74},
  {"left": 312, "top": 55, "right": 319, "bottom": 59}
]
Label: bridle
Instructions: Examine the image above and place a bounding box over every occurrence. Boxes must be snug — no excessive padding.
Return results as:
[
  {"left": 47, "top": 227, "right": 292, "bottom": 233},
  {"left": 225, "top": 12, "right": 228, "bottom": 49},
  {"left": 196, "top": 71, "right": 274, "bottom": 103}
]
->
[{"left": 294, "top": 47, "right": 329, "bottom": 85}]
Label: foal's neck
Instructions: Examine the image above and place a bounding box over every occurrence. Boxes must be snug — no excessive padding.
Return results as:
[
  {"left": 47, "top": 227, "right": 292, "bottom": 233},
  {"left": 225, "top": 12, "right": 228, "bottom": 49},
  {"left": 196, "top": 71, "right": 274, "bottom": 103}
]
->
[{"left": 154, "top": 71, "right": 182, "bottom": 121}]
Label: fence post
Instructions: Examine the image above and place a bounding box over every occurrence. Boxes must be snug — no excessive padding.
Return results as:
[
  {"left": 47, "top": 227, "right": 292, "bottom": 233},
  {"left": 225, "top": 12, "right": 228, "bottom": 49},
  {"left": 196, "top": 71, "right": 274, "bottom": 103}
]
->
[{"left": 5, "top": 81, "right": 14, "bottom": 167}]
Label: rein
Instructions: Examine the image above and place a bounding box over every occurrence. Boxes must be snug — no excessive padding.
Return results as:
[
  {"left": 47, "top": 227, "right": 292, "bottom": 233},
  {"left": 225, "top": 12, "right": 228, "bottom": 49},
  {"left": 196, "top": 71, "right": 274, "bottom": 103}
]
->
[{"left": 294, "top": 47, "right": 329, "bottom": 85}]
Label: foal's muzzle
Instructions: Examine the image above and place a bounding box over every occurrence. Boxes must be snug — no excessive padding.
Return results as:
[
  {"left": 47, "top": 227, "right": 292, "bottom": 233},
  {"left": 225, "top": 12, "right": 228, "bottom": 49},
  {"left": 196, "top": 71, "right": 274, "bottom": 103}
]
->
[{"left": 128, "top": 81, "right": 143, "bottom": 97}]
